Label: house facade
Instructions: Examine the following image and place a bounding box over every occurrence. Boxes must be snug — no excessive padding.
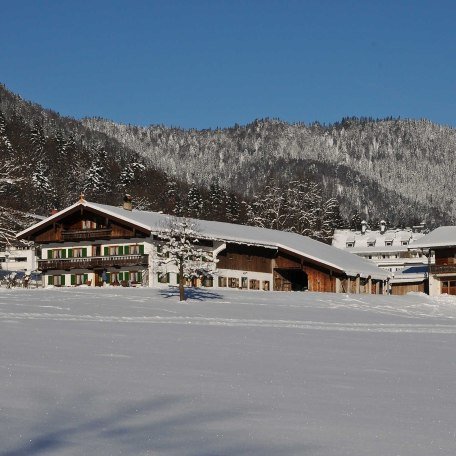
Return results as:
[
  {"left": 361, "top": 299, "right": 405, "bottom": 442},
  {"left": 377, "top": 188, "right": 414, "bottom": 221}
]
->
[
  {"left": 17, "top": 197, "right": 389, "bottom": 293},
  {"left": 411, "top": 226, "right": 456, "bottom": 296},
  {"left": 332, "top": 221, "right": 429, "bottom": 295}
]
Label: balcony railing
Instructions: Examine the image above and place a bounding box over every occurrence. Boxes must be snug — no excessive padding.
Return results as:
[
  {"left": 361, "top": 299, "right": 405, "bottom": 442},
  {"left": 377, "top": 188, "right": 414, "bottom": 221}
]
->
[
  {"left": 38, "top": 254, "right": 149, "bottom": 271},
  {"left": 61, "top": 228, "right": 112, "bottom": 241},
  {"left": 429, "top": 264, "right": 456, "bottom": 275}
]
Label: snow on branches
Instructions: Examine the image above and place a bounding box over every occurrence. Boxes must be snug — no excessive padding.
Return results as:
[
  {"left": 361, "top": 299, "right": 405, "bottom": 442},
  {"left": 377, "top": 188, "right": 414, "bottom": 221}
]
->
[
  {"left": 246, "top": 180, "right": 341, "bottom": 243},
  {"left": 154, "top": 218, "right": 216, "bottom": 301}
]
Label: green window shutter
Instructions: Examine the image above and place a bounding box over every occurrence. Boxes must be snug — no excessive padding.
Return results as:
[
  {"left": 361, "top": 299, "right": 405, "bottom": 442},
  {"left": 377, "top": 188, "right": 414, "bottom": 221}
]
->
[
  {"left": 124, "top": 245, "right": 130, "bottom": 255},
  {"left": 104, "top": 246, "right": 109, "bottom": 256},
  {"left": 119, "top": 246, "right": 124, "bottom": 255},
  {"left": 138, "top": 271, "right": 142, "bottom": 282},
  {"left": 119, "top": 272, "right": 124, "bottom": 281},
  {"left": 82, "top": 248, "right": 87, "bottom": 258},
  {"left": 60, "top": 275, "right": 65, "bottom": 286},
  {"left": 68, "top": 249, "right": 73, "bottom": 258},
  {"left": 48, "top": 250, "right": 52, "bottom": 259},
  {"left": 61, "top": 249, "right": 66, "bottom": 259},
  {"left": 124, "top": 271, "right": 130, "bottom": 281},
  {"left": 47, "top": 275, "right": 53, "bottom": 285},
  {"left": 71, "top": 275, "right": 76, "bottom": 285},
  {"left": 106, "top": 272, "right": 110, "bottom": 282},
  {"left": 139, "top": 245, "right": 144, "bottom": 255},
  {"left": 83, "top": 274, "right": 88, "bottom": 283}
]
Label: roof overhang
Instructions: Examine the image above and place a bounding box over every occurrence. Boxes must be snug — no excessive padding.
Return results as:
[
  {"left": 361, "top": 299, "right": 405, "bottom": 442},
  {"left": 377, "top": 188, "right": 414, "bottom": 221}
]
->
[{"left": 16, "top": 200, "right": 151, "bottom": 240}]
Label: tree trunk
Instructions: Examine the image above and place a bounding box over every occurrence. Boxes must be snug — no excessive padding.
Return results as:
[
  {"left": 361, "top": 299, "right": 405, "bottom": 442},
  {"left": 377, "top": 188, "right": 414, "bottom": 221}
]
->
[{"left": 179, "top": 261, "right": 185, "bottom": 301}]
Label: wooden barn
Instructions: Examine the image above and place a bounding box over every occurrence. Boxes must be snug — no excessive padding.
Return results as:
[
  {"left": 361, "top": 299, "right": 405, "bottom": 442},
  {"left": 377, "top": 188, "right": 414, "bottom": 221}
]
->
[{"left": 17, "top": 197, "right": 389, "bottom": 293}]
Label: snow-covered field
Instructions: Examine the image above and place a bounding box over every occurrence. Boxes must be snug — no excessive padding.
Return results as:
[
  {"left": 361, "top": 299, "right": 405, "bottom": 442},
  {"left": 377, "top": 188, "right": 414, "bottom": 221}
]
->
[{"left": 1, "top": 288, "right": 456, "bottom": 455}]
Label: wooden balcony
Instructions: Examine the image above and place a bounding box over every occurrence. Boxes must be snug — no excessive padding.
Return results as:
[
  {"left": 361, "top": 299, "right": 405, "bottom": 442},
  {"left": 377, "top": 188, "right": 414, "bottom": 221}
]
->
[
  {"left": 38, "top": 254, "right": 149, "bottom": 271},
  {"left": 429, "top": 264, "right": 456, "bottom": 275},
  {"left": 61, "top": 228, "right": 112, "bottom": 241}
]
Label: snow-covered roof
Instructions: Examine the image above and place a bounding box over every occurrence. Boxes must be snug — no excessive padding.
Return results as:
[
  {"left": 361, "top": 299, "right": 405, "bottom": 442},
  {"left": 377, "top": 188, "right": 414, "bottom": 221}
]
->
[
  {"left": 332, "top": 228, "right": 425, "bottom": 252},
  {"left": 411, "top": 226, "right": 456, "bottom": 249},
  {"left": 17, "top": 200, "right": 389, "bottom": 280}
]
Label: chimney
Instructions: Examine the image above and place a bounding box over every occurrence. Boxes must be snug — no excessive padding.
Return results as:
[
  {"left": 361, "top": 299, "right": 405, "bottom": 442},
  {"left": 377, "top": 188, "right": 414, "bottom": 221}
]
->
[
  {"left": 123, "top": 194, "right": 132, "bottom": 211},
  {"left": 361, "top": 220, "right": 367, "bottom": 234},
  {"left": 379, "top": 219, "right": 386, "bottom": 234}
]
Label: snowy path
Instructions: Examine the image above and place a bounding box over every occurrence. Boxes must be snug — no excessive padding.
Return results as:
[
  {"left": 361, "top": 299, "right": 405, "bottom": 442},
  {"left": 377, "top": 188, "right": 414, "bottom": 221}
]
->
[{"left": 1, "top": 288, "right": 456, "bottom": 455}]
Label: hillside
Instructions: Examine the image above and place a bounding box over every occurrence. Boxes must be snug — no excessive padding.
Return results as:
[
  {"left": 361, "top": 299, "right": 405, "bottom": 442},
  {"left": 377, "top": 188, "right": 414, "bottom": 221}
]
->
[
  {"left": 82, "top": 116, "right": 456, "bottom": 227},
  {"left": 0, "top": 84, "right": 245, "bottom": 232},
  {"left": 1, "top": 83, "right": 454, "bottom": 238}
]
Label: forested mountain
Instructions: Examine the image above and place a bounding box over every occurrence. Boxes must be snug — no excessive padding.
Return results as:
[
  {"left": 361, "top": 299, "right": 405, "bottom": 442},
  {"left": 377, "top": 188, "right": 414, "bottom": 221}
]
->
[
  {"left": 0, "top": 83, "right": 454, "bottom": 247},
  {"left": 82, "top": 116, "right": 456, "bottom": 228}
]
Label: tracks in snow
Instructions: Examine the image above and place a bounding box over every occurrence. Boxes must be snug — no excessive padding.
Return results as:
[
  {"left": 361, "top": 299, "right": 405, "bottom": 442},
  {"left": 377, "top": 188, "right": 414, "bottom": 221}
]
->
[{"left": 1, "top": 311, "right": 456, "bottom": 334}]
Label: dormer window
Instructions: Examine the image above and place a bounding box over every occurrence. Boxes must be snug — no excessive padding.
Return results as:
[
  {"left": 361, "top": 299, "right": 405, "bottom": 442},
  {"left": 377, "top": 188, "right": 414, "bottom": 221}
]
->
[
  {"left": 401, "top": 241, "right": 409, "bottom": 246},
  {"left": 367, "top": 241, "right": 376, "bottom": 247},
  {"left": 346, "top": 242, "right": 355, "bottom": 248},
  {"left": 385, "top": 241, "right": 393, "bottom": 246}
]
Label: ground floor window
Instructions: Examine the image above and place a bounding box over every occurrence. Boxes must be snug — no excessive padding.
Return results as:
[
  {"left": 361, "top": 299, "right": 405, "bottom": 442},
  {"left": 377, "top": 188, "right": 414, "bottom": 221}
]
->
[
  {"left": 202, "top": 276, "right": 213, "bottom": 287},
  {"left": 218, "top": 277, "right": 227, "bottom": 287},
  {"left": 48, "top": 275, "right": 65, "bottom": 286},
  {"left": 241, "top": 277, "right": 248, "bottom": 289},
  {"left": 157, "top": 272, "right": 169, "bottom": 284},
  {"left": 441, "top": 279, "right": 456, "bottom": 295},
  {"left": 71, "top": 273, "right": 88, "bottom": 286},
  {"left": 263, "top": 280, "right": 270, "bottom": 291},
  {"left": 249, "top": 279, "right": 260, "bottom": 290},
  {"left": 228, "top": 278, "right": 239, "bottom": 288}
]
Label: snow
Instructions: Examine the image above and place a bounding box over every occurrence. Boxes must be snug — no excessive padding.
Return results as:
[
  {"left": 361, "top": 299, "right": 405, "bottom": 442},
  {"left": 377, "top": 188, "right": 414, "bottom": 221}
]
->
[
  {"left": 1, "top": 288, "right": 456, "bottom": 455},
  {"left": 412, "top": 226, "right": 456, "bottom": 248}
]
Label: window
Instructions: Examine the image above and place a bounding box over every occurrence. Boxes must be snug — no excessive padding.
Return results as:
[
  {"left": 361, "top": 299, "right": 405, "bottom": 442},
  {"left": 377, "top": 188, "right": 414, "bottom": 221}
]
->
[
  {"left": 218, "top": 276, "right": 227, "bottom": 287},
  {"left": 157, "top": 273, "right": 170, "bottom": 284},
  {"left": 241, "top": 277, "right": 248, "bottom": 289},
  {"left": 249, "top": 279, "right": 260, "bottom": 290},
  {"left": 367, "top": 241, "right": 375, "bottom": 247},
  {"left": 70, "top": 248, "right": 87, "bottom": 258},
  {"left": 48, "top": 275, "right": 65, "bottom": 286},
  {"left": 48, "top": 249, "right": 66, "bottom": 259},
  {"left": 14, "top": 257, "right": 27, "bottom": 262},
  {"left": 202, "top": 276, "right": 213, "bottom": 287},
  {"left": 346, "top": 242, "right": 355, "bottom": 248},
  {"left": 130, "top": 271, "right": 142, "bottom": 283},
  {"left": 401, "top": 241, "right": 409, "bottom": 246},
  {"left": 385, "top": 241, "right": 393, "bottom": 246},
  {"left": 130, "top": 244, "right": 144, "bottom": 255},
  {"left": 105, "top": 245, "right": 124, "bottom": 256},
  {"left": 263, "top": 280, "right": 270, "bottom": 291},
  {"left": 228, "top": 278, "right": 239, "bottom": 288},
  {"left": 71, "top": 274, "right": 88, "bottom": 286},
  {"left": 82, "top": 220, "right": 97, "bottom": 230}
]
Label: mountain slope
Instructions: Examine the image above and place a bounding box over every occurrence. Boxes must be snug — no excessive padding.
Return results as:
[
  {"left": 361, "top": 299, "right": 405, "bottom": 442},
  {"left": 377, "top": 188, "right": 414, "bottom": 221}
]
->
[{"left": 82, "top": 117, "right": 456, "bottom": 226}]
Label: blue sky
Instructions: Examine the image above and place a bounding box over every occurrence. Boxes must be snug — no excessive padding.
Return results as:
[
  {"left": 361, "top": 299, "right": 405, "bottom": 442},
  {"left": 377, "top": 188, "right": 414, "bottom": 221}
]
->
[{"left": 1, "top": 0, "right": 455, "bottom": 129}]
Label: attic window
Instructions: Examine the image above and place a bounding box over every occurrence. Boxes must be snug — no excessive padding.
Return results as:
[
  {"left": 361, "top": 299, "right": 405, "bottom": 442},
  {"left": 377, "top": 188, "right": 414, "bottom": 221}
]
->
[
  {"left": 82, "top": 220, "right": 97, "bottom": 230},
  {"left": 385, "top": 241, "right": 393, "bottom": 246},
  {"left": 367, "top": 241, "right": 376, "bottom": 247},
  {"left": 401, "top": 241, "right": 409, "bottom": 246},
  {"left": 346, "top": 242, "right": 355, "bottom": 248}
]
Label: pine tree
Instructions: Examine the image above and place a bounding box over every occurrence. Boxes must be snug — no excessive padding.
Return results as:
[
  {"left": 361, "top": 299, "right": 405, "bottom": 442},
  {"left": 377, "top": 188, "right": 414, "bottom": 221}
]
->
[{"left": 187, "top": 183, "right": 204, "bottom": 218}]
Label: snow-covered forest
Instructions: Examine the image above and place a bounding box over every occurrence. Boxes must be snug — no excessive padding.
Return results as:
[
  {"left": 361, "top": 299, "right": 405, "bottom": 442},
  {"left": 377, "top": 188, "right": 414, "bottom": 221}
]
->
[
  {"left": 0, "top": 83, "right": 453, "bottom": 249},
  {"left": 83, "top": 116, "right": 455, "bottom": 227}
]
